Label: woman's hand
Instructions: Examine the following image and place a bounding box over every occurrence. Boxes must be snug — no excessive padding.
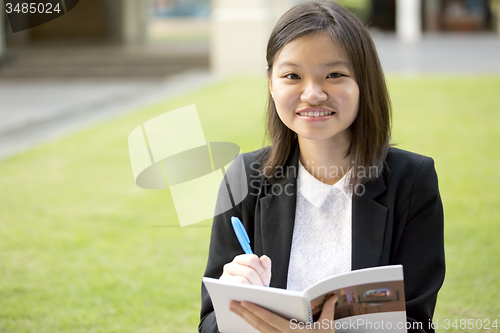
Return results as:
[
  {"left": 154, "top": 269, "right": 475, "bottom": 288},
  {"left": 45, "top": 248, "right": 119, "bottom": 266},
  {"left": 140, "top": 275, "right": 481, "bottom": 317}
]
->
[
  {"left": 219, "top": 254, "right": 272, "bottom": 287},
  {"left": 229, "top": 293, "right": 338, "bottom": 332}
]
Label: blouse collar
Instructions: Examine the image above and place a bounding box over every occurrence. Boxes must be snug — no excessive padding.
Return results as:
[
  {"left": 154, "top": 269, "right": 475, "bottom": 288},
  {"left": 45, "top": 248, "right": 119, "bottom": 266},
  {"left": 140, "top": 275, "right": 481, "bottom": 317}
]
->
[{"left": 297, "top": 160, "right": 352, "bottom": 209}]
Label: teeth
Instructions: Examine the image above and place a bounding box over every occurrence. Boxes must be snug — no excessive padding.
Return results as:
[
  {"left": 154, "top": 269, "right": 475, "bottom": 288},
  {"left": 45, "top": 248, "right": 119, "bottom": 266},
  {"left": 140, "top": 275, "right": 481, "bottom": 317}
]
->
[{"left": 298, "top": 111, "right": 334, "bottom": 117}]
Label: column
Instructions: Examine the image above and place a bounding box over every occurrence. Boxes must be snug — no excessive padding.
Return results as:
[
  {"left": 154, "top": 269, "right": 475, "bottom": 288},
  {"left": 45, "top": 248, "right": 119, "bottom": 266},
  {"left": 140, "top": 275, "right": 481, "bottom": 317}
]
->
[
  {"left": 396, "top": 0, "right": 422, "bottom": 43},
  {"left": 121, "top": 0, "right": 149, "bottom": 45},
  {"left": 424, "top": 0, "right": 441, "bottom": 32},
  {"left": 210, "top": 0, "right": 293, "bottom": 75}
]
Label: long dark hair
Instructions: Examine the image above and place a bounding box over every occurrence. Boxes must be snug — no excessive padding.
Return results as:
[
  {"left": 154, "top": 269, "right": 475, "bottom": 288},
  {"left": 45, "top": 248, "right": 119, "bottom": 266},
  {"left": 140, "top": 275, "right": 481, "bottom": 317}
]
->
[{"left": 261, "top": 0, "right": 391, "bottom": 193}]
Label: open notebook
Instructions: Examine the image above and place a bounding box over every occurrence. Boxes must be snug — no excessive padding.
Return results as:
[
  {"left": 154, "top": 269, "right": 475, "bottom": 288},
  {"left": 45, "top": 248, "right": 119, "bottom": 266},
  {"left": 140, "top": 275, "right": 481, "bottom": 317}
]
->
[{"left": 203, "top": 265, "right": 407, "bottom": 333}]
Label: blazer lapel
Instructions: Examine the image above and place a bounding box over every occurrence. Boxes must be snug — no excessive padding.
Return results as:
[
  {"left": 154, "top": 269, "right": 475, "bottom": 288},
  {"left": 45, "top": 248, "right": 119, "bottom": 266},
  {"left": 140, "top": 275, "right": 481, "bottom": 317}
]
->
[
  {"left": 351, "top": 176, "right": 388, "bottom": 270},
  {"left": 258, "top": 142, "right": 300, "bottom": 289}
]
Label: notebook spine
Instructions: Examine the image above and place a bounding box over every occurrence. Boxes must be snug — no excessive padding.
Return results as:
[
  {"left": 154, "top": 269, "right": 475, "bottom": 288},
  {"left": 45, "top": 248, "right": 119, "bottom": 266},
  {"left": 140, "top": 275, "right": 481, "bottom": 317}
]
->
[{"left": 305, "top": 297, "right": 313, "bottom": 323}]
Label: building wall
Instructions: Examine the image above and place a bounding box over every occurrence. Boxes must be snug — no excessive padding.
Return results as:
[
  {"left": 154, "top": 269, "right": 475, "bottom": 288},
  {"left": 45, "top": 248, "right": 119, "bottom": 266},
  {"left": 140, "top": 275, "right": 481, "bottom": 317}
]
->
[
  {"left": 5, "top": 0, "right": 148, "bottom": 46},
  {"left": 29, "top": 0, "right": 108, "bottom": 41}
]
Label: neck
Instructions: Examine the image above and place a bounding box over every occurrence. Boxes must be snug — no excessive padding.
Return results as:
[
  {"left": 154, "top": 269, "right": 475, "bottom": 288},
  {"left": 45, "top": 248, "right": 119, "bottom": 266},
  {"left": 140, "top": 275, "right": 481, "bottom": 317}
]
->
[{"left": 298, "top": 133, "right": 352, "bottom": 185}]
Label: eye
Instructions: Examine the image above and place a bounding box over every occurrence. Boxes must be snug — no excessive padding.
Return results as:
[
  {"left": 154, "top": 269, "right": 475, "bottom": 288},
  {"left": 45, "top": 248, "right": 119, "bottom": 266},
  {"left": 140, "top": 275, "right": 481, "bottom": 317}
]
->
[
  {"left": 327, "top": 72, "right": 342, "bottom": 79},
  {"left": 285, "top": 73, "right": 300, "bottom": 80}
]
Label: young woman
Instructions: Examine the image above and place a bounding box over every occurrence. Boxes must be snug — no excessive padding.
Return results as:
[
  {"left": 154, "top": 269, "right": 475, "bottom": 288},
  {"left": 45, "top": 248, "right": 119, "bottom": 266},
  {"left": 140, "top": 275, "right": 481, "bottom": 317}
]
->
[{"left": 199, "top": 1, "right": 445, "bottom": 332}]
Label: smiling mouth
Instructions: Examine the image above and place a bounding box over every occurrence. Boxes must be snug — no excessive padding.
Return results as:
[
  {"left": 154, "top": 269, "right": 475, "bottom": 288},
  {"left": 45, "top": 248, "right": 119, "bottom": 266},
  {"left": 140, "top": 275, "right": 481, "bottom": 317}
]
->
[{"left": 297, "top": 110, "right": 335, "bottom": 117}]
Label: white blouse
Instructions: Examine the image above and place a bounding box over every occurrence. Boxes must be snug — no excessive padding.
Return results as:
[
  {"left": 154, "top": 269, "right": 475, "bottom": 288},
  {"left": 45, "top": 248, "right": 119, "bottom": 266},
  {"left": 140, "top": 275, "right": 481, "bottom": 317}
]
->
[{"left": 286, "top": 160, "right": 353, "bottom": 292}]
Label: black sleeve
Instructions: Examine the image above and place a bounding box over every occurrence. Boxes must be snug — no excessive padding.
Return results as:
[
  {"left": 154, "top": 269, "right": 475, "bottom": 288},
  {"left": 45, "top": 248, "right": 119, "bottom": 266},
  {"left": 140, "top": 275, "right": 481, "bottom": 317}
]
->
[
  {"left": 198, "top": 200, "right": 244, "bottom": 333},
  {"left": 198, "top": 154, "right": 258, "bottom": 333},
  {"left": 394, "top": 157, "right": 445, "bottom": 333}
]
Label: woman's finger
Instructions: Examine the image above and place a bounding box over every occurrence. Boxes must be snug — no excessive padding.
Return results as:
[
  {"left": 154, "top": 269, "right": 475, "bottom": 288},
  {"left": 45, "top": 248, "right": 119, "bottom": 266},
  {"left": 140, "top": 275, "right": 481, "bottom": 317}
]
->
[
  {"left": 233, "top": 254, "right": 269, "bottom": 286},
  {"left": 230, "top": 301, "right": 281, "bottom": 333},
  {"left": 218, "top": 274, "right": 251, "bottom": 285},
  {"left": 241, "top": 301, "right": 294, "bottom": 332},
  {"left": 259, "top": 255, "right": 272, "bottom": 286},
  {"left": 318, "top": 293, "right": 338, "bottom": 323},
  {"left": 222, "top": 261, "right": 265, "bottom": 286}
]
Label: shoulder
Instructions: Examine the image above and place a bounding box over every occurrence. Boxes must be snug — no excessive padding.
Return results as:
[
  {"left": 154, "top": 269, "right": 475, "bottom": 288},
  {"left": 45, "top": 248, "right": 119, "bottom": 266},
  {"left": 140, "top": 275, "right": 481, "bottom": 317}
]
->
[
  {"left": 241, "top": 146, "right": 271, "bottom": 168},
  {"left": 385, "top": 147, "right": 437, "bottom": 180},
  {"left": 381, "top": 147, "right": 440, "bottom": 202},
  {"left": 219, "top": 146, "right": 271, "bottom": 201},
  {"left": 227, "top": 145, "right": 271, "bottom": 180}
]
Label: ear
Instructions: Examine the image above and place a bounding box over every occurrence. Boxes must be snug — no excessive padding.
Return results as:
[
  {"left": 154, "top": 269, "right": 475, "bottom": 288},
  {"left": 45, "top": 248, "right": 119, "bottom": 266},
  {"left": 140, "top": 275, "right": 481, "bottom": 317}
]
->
[{"left": 266, "top": 67, "right": 273, "bottom": 98}]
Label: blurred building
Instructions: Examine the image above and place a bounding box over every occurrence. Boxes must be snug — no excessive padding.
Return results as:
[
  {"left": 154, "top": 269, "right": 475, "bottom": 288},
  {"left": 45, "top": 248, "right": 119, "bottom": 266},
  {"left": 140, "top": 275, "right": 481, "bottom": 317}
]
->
[
  {"left": 369, "top": 0, "right": 495, "bottom": 32},
  {"left": 151, "top": 0, "right": 210, "bottom": 17},
  {"left": 0, "top": 0, "right": 209, "bottom": 79},
  {"left": 3, "top": 0, "right": 148, "bottom": 46},
  {"left": 1, "top": 0, "right": 499, "bottom": 76}
]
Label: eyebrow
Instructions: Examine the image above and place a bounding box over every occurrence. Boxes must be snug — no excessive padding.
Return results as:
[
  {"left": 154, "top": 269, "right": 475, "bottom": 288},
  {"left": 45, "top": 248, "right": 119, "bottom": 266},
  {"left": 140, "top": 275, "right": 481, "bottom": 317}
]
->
[{"left": 278, "top": 60, "right": 350, "bottom": 69}]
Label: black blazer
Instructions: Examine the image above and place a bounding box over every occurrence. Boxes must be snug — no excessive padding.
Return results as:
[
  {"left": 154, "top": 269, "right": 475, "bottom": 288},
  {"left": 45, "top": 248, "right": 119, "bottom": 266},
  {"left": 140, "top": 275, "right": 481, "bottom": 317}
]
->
[{"left": 199, "top": 143, "right": 445, "bottom": 333}]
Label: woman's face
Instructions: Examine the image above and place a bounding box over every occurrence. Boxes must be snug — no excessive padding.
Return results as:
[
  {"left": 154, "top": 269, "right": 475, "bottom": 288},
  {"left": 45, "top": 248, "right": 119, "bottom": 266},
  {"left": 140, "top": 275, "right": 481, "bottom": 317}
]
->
[{"left": 268, "top": 32, "right": 359, "bottom": 144}]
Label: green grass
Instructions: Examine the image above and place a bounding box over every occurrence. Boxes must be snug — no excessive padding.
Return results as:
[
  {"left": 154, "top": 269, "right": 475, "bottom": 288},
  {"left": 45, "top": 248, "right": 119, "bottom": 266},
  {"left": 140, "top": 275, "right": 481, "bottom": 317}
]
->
[
  {"left": 0, "top": 75, "right": 499, "bottom": 332},
  {"left": 389, "top": 76, "right": 500, "bottom": 331}
]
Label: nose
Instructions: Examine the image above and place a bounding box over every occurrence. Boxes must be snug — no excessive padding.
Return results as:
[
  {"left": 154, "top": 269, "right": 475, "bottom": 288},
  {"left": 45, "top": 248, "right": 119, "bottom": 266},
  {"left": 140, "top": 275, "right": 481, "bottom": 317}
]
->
[{"left": 300, "top": 81, "right": 328, "bottom": 105}]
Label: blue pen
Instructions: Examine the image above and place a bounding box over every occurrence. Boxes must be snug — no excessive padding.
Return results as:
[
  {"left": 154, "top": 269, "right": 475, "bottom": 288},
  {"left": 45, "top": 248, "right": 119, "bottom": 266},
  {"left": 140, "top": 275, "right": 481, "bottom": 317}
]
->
[
  {"left": 231, "top": 216, "right": 253, "bottom": 254},
  {"left": 231, "top": 216, "right": 270, "bottom": 287}
]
